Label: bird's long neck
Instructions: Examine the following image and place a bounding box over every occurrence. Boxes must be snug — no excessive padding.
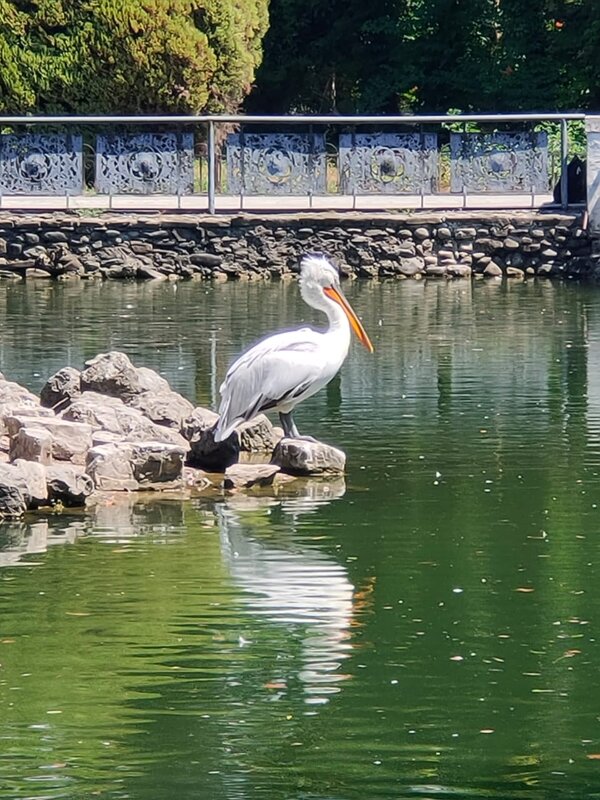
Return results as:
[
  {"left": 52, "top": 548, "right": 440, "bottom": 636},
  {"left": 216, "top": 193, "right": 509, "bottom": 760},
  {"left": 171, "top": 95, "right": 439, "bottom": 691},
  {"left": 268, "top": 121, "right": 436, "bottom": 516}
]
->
[{"left": 322, "top": 297, "right": 351, "bottom": 355}]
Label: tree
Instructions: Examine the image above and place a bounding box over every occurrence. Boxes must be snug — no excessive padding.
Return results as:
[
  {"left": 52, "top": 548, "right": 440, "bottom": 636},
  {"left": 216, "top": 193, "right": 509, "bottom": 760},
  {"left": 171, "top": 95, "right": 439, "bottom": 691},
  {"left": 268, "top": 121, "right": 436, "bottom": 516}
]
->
[
  {"left": 0, "top": 0, "right": 268, "bottom": 114},
  {"left": 247, "top": 0, "right": 595, "bottom": 114}
]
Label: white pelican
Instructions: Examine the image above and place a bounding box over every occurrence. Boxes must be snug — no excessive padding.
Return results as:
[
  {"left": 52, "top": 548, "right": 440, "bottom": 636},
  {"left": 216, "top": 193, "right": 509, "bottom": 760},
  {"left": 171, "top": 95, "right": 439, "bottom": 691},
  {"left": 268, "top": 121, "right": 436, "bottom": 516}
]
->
[{"left": 214, "top": 254, "right": 374, "bottom": 441}]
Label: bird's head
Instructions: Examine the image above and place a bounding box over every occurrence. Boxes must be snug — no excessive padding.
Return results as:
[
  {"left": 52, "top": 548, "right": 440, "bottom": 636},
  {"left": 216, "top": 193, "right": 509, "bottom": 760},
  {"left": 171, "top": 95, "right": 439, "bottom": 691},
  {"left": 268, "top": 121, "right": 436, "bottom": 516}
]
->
[
  {"left": 299, "top": 253, "right": 341, "bottom": 292},
  {"left": 299, "top": 254, "right": 374, "bottom": 352}
]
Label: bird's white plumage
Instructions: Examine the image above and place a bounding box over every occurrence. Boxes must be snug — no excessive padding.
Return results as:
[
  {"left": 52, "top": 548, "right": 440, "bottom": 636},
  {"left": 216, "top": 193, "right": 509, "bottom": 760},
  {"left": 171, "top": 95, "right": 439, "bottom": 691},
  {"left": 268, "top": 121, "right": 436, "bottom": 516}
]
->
[{"left": 213, "top": 255, "right": 364, "bottom": 441}]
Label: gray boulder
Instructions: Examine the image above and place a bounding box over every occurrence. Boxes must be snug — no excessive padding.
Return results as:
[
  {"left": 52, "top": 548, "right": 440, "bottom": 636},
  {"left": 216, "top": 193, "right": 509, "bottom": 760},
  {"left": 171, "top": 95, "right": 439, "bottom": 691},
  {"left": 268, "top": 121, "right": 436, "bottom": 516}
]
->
[
  {"left": 223, "top": 463, "right": 280, "bottom": 490},
  {"left": 136, "top": 367, "right": 170, "bottom": 395},
  {"left": 5, "top": 415, "right": 93, "bottom": 465},
  {"left": 0, "top": 461, "right": 47, "bottom": 514},
  {"left": 80, "top": 351, "right": 143, "bottom": 399},
  {"left": 0, "top": 380, "right": 41, "bottom": 433},
  {"left": 85, "top": 443, "right": 138, "bottom": 491},
  {"left": 12, "top": 460, "right": 47, "bottom": 507},
  {"left": 0, "top": 481, "right": 27, "bottom": 517},
  {"left": 46, "top": 464, "right": 94, "bottom": 507},
  {"left": 128, "top": 390, "right": 194, "bottom": 429},
  {"left": 9, "top": 426, "right": 53, "bottom": 464},
  {"left": 62, "top": 392, "right": 188, "bottom": 449},
  {"left": 236, "top": 414, "right": 281, "bottom": 452},
  {"left": 181, "top": 406, "right": 219, "bottom": 441},
  {"left": 86, "top": 441, "right": 185, "bottom": 491},
  {"left": 187, "top": 425, "right": 239, "bottom": 472},
  {"left": 129, "top": 442, "right": 186, "bottom": 488},
  {"left": 181, "top": 406, "right": 239, "bottom": 470},
  {"left": 271, "top": 438, "right": 346, "bottom": 475},
  {"left": 40, "top": 367, "right": 81, "bottom": 411},
  {"left": 182, "top": 466, "right": 212, "bottom": 491}
]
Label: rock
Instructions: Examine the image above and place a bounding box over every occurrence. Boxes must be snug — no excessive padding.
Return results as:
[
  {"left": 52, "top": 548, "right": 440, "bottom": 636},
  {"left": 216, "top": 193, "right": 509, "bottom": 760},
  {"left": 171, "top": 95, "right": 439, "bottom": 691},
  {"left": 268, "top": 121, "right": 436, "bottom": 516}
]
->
[
  {"left": 181, "top": 406, "right": 219, "bottom": 441},
  {"left": 5, "top": 415, "right": 93, "bottom": 465},
  {"left": 128, "top": 390, "right": 194, "bottom": 429},
  {"left": 12, "top": 460, "right": 47, "bottom": 507},
  {"left": 0, "top": 481, "right": 27, "bottom": 517},
  {"left": 5, "top": 406, "right": 54, "bottom": 422},
  {"left": 86, "top": 441, "right": 185, "bottom": 491},
  {"left": 129, "top": 441, "right": 186, "bottom": 488},
  {"left": 92, "top": 430, "right": 124, "bottom": 446},
  {"left": 483, "top": 262, "right": 503, "bottom": 277},
  {"left": 236, "top": 414, "right": 281, "bottom": 452},
  {"left": 9, "top": 426, "right": 53, "bottom": 464},
  {"left": 63, "top": 392, "right": 188, "bottom": 449},
  {"left": 183, "top": 408, "right": 278, "bottom": 468},
  {"left": 43, "top": 230, "right": 68, "bottom": 243},
  {"left": 85, "top": 443, "right": 137, "bottom": 491},
  {"left": 413, "top": 227, "right": 430, "bottom": 240},
  {"left": 0, "top": 461, "right": 46, "bottom": 514},
  {"left": 40, "top": 367, "right": 81, "bottom": 411},
  {"left": 182, "top": 466, "right": 212, "bottom": 490},
  {"left": 504, "top": 237, "right": 521, "bottom": 250},
  {"left": 397, "top": 256, "right": 424, "bottom": 276},
  {"left": 137, "top": 265, "right": 168, "bottom": 281},
  {"left": 190, "top": 253, "right": 222, "bottom": 267},
  {"left": 447, "top": 264, "right": 472, "bottom": 278},
  {"left": 80, "top": 351, "right": 143, "bottom": 399},
  {"left": 425, "top": 265, "right": 447, "bottom": 277},
  {"left": 136, "top": 367, "right": 170, "bottom": 395},
  {"left": 26, "top": 268, "right": 52, "bottom": 279},
  {"left": 46, "top": 464, "right": 94, "bottom": 507},
  {"left": 506, "top": 266, "right": 525, "bottom": 278},
  {"left": 542, "top": 248, "right": 559, "bottom": 259},
  {"left": 0, "top": 380, "right": 40, "bottom": 432},
  {"left": 271, "top": 438, "right": 346, "bottom": 475},
  {"left": 187, "top": 426, "right": 240, "bottom": 472},
  {"left": 223, "top": 463, "right": 280, "bottom": 489}
]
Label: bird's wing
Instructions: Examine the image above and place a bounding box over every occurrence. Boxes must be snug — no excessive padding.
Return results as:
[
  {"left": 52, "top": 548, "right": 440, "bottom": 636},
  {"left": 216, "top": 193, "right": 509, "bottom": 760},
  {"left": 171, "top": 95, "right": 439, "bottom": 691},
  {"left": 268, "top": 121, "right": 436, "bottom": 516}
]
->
[{"left": 214, "top": 328, "right": 322, "bottom": 440}]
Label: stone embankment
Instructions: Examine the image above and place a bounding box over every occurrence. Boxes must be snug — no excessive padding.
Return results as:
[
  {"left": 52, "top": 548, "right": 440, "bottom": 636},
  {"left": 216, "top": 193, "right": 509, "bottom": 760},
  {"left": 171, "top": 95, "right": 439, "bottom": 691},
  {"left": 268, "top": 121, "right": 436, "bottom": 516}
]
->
[
  {"left": 0, "top": 210, "right": 595, "bottom": 282},
  {"left": 0, "top": 352, "right": 344, "bottom": 518}
]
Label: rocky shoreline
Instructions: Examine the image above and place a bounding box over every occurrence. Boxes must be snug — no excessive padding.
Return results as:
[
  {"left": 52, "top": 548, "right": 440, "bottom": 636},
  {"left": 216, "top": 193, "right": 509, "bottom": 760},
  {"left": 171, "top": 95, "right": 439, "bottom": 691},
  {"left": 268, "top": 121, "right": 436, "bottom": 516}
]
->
[
  {"left": 0, "top": 209, "right": 595, "bottom": 282},
  {"left": 0, "top": 351, "right": 345, "bottom": 518}
]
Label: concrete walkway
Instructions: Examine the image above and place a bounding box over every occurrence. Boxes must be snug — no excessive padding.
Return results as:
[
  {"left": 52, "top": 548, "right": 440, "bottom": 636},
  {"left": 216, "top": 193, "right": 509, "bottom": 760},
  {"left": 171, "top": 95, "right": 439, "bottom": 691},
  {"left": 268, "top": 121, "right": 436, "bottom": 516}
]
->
[{"left": 0, "top": 192, "right": 558, "bottom": 213}]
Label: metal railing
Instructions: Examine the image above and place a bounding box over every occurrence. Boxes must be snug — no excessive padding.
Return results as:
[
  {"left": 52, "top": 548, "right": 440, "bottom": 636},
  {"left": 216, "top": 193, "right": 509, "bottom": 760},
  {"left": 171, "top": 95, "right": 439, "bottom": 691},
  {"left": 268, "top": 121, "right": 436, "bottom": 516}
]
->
[{"left": 0, "top": 112, "right": 587, "bottom": 213}]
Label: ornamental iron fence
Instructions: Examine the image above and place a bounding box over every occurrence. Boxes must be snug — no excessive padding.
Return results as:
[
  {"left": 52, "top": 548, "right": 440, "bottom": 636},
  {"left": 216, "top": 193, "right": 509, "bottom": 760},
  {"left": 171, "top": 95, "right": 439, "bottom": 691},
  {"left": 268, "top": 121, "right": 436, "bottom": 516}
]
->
[{"left": 0, "top": 113, "right": 587, "bottom": 211}]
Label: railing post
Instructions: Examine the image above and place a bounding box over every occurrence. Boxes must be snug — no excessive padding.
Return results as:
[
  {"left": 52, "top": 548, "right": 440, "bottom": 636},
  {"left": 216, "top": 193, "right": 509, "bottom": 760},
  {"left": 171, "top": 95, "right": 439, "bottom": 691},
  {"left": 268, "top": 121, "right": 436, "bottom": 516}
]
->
[
  {"left": 208, "top": 120, "right": 216, "bottom": 214},
  {"left": 560, "top": 118, "right": 569, "bottom": 210},
  {"left": 586, "top": 117, "right": 600, "bottom": 236}
]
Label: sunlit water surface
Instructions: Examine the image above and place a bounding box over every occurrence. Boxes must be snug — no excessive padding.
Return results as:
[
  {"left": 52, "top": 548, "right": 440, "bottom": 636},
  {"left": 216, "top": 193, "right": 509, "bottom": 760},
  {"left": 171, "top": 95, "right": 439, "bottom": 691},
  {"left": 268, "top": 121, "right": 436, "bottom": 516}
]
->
[{"left": 2, "top": 277, "right": 600, "bottom": 799}]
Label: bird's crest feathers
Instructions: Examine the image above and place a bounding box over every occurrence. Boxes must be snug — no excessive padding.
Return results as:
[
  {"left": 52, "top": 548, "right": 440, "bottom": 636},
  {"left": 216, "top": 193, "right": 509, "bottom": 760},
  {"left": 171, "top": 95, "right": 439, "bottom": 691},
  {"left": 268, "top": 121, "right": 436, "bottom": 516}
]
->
[{"left": 299, "top": 254, "right": 340, "bottom": 289}]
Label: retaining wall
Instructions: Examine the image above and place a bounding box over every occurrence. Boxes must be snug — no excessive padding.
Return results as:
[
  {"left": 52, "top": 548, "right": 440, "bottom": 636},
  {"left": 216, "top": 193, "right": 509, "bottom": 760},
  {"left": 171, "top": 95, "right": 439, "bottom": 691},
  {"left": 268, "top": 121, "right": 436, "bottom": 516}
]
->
[{"left": 0, "top": 210, "right": 595, "bottom": 282}]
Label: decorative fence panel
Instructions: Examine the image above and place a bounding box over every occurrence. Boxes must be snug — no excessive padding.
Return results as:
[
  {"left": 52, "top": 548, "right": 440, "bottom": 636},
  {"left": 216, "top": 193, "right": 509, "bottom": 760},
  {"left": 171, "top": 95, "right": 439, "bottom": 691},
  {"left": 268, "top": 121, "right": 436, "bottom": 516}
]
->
[
  {"left": 0, "top": 134, "right": 82, "bottom": 195},
  {"left": 95, "top": 133, "right": 194, "bottom": 194},
  {"left": 226, "top": 133, "right": 327, "bottom": 195},
  {"left": 450, "top": 132, "right": 548, "bottom": 193},
  {"left": 339, "top": 133, "right": 438, "bottom": 194}
]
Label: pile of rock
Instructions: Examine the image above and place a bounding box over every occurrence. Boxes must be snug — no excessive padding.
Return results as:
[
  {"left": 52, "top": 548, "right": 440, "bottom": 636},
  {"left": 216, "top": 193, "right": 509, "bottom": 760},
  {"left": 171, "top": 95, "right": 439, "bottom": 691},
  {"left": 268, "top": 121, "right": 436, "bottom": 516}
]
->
[
  {"left": 0, "top": 210, "right": 591, "bottom": 283},
  {"left": 0, "top": 351, "right": 345, "bottom": 518}
]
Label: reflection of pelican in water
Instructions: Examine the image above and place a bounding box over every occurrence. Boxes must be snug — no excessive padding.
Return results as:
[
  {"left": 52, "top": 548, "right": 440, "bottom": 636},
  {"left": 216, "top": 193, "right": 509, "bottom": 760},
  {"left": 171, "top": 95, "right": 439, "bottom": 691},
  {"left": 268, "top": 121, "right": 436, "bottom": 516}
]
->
[{"left": 217, "top": 479, "right": 360, "bottom": 705}]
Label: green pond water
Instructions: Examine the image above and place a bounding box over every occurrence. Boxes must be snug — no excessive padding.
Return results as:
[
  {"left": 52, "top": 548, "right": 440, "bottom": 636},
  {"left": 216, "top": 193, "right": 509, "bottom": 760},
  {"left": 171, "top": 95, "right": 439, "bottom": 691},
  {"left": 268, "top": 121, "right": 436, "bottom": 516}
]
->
[{"left": 1, "top": 276, "right": 600, "bottom": 799}]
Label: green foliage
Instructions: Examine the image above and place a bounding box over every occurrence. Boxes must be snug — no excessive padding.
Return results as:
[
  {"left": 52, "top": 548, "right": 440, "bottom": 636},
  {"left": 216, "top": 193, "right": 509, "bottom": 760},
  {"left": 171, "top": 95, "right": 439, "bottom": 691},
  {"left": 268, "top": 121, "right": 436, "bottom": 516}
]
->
[
  {"left": 248, "top": 0, "right": 599, "bottom": 113},
  {"left": 0, "top": 0, "right": 268, "bottom": 114}
]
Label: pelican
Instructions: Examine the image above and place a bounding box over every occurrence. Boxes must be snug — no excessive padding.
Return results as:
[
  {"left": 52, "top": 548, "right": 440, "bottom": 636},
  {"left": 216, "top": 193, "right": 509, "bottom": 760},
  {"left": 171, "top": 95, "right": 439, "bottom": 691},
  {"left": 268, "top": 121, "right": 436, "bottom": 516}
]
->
[{"left": 214, "top": 254, "right": 374, "bottom": 442}]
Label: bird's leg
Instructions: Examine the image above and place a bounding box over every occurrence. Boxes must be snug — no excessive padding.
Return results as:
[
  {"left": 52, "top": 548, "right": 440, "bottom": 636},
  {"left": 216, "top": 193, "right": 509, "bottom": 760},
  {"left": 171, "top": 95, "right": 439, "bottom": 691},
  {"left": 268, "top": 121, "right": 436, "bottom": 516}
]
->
[
  {"left": 279, "top": 411, "right": 318, "bottom": 443},
  {"left": 279, "top": 411, "right": 300, "bottom": 438}
]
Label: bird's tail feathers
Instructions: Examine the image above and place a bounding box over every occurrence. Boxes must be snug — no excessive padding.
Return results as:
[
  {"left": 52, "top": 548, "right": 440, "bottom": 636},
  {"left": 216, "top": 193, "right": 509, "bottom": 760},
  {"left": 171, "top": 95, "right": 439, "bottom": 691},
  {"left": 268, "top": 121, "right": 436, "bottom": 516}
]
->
[{"left": 213, "top": 398, "right": 239, "bottom": 442}]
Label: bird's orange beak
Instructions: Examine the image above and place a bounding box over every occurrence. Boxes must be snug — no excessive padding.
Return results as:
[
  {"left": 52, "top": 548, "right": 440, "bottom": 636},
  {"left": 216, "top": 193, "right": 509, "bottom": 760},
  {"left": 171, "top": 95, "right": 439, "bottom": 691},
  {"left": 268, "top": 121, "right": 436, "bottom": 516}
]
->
[{"left": 324, "top": 286, "right": 374, "bottom": 352}]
